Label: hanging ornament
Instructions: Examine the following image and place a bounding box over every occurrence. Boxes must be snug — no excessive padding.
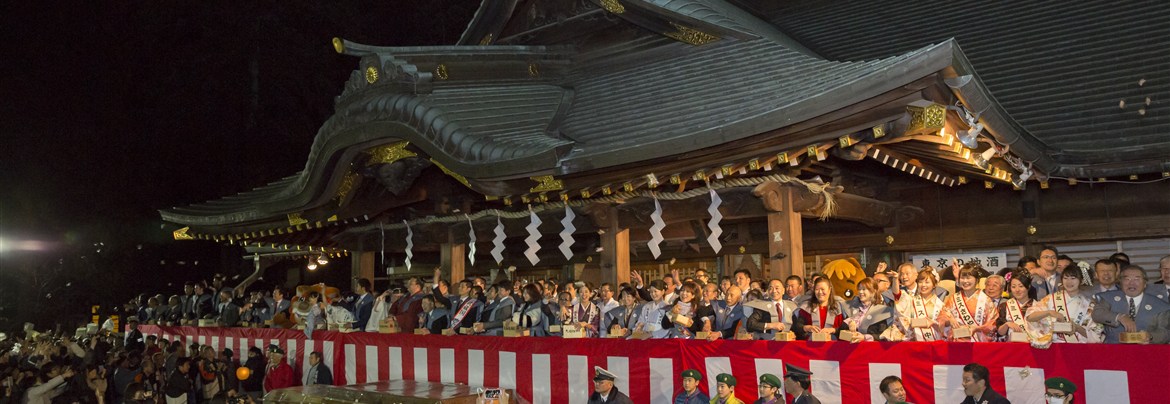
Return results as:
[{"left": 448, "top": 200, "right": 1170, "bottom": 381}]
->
[
  {"left": 524, "top": 209, "right": 542, "bottom": 265},
  {"left": 466, "top": 215, "right": 477, "bottom": 266},
  {"left": 648, "top": 198, "right": 665, "bottom": 259},
  {"left": 559, "top": 204, "right": 576, "bottom": 260},
  {"left": 380, "top": 222, "right": 389, "bottom": 274},
  {"left": 491, "top": 215, "right": 506, "bottom": 265},
  {"left": 707, "top": 189, "right": 723, "bottom": 253},
  {"left": 404, "top": 220, "right": 413, "bottom": 271}
]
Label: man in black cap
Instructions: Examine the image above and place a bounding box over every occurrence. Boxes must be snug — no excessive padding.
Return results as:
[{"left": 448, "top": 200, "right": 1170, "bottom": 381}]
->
[
  {"left": 588, "top": 366, "right": 632, "bottom": 404},
  {"left": 782, "top": 364, "right": 820, "bottom": 404},
  {"left": 754, "top": 373, "right": 782, "bottom": 404},
  {"left": 1044, "top": 377, "right": 1076, "bottom": 404},
  {"left": 673, "top": 369, "right": 708, "bottom": 404},
  {"left": 960, "top": 363, "right": 1009, "bottom": 404}
]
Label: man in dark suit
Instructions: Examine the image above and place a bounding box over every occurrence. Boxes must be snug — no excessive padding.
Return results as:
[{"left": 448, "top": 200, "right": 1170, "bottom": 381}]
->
[
  {"left": 746, "top": 279, "right": 797, "bottom": 340},
  {"left": 476, "top": 280, "right": 515, "bottom": 336},
  {"left": 706, "top": 286, "right": 746, "bottom": 339},
  {"left": 352, "top": 278, "right": 375, "bottom": 330},
  {"left": 303, "top": 351, "right": 333, "bottom": 386},
  {"left": 216, "top": 290, "right": 242, "bottom": 327},
  {"left": 1092, "top": 264, "right": 1170, "bottom": 343},
  {"left": 1147, "top": 255, "right": 1170, "bottom": 303},
  {"left": 960, "top": 363, "right": 1009, "bottom": 404},
  {"left": 264, "top": 287, "right": 292, "bottom": 323}
]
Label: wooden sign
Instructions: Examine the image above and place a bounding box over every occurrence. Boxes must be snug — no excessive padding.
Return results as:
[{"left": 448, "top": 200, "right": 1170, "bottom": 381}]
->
[{"left": 774, "top": 331, "right": 796, "bottom": 341}]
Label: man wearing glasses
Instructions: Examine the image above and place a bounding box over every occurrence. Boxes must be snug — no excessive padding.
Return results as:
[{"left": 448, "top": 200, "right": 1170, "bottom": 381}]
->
[
  {"left": 1032, "top": 246, "right": 1061, "bottom": 300},
  {"left": 754, "top": 374, "right": 782, "bottom": 404}
]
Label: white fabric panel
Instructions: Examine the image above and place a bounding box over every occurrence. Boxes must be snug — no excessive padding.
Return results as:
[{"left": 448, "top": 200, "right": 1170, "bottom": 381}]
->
[
  {"left": 321, "top": 341, "right": 335, "bottom": 382},
  {"left": 498, "top": 351, "right": 517, "bottom": 390},
  {"left": 1084, "top": 370, "right": 1130, "bottom": 404},
  {"left": 933, "top": 365, "right": 966, "bottom": 404},
  {"left": 366, "top": 345, "right": 380, "bottom": 383},
  {"left": 532, "top": 354, "right": 551, "bottom": 404},
  {"left": 704, "top": 357, "right": 733, "bottom": 399},
  {"left": 607, "top": 357, "right": 630, "bottom": 395},
  {"left": 567, "top": 355, "right": 589, "bottom": 404},
  {"left": 344, "top": 344, "right": 357, "bottom": 385},
  {"left": 388, "top": 347, "right": 403, "bottom": 380},
  {"left": 649, "top": 358, "right": 674, "bottom": 404},
  {"left": 413, "top": 347, "right": 429, "bottom": 382},
  {"left": 868, "top": 363, "right": 901, "bottom": 404},
  {"left": 1003, "top": 366, "right": 1045, "bottom": 404},
  {"left": 756, "top": 358, "right": 785, "bottom": 402},
  {"left": 286, "top": 340, "right": 297, "bottom": 366},
  {"left": 467, "top": 350, "right": 484, "bottom": 387},
  {"left": 302, "top": 340, "right": 315, "bottom": 379},
  {"left": 809, "top": 360, "right": 842, "bottom": 404},
  {"left": 211, "top": 336, "right": 219, "bottom": 352},
  {"left": 440, "top": 349, "right": 456, "bottom": 384}
]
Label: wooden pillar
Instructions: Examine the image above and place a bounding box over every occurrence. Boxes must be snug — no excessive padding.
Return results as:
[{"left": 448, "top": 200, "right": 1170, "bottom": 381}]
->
[
  {"left": 353, "top": 251, "right": 375, "bottom": 282},
  {"left": 766, "top": 187, "right": 805, "bottom": 280},
  {"left": 600, "top": 214, "right": 631, "bottom": 287},
  {"left": 441, "top": 242, "right": 466, "bottom": 282}
]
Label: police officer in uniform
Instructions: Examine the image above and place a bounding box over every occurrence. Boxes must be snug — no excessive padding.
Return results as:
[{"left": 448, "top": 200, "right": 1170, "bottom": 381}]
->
[
  {"left": 782, "top": 364, "right": 820, "bottom": 404},
  {"left": 588, "top": 366, "right": 633, "bottom": 404}
]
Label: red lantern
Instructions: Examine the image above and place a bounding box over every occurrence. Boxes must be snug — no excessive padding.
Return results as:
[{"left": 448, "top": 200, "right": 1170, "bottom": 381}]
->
[{"left": 236, "top": 366, "right": 251, "bottom": 380}]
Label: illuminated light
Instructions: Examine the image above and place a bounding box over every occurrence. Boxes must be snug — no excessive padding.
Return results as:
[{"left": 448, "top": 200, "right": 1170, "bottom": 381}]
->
[
  {"left": 317, "top": 256, "right": 329, "bottom": 265},
  {"left": 307, "top": 262, "right": 318, "bottom": 271}
]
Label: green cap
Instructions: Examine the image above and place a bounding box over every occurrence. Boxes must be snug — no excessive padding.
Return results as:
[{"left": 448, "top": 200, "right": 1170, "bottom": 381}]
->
[
  {"left": 1045, "top": 377, "right": 1077, "bottom": 394},
  {"left": 681, "top": 369, "right": 702, "bottom": 381},
  {"left": 716, "top": 373, "right": 737, "bottom": 387},
  {"left": 758, "top": 373, "right": 782, "bottom": 389}
]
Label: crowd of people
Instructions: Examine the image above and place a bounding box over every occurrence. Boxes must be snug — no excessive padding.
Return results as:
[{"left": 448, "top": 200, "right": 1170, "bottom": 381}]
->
[
  {"left": 30, "top": 246, "right": 1168, "bottom": 403},
  {"left": 0, "top": 319, "right": 330, "bottom": 404},
  {"left": 110, "top": 248, "right": 1170, "bottom": 346}
]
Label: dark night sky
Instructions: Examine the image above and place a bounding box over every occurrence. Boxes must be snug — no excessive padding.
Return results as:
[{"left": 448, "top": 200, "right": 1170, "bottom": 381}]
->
[{"left": 0, "top": 1, "right": 475, "bottom": 328}]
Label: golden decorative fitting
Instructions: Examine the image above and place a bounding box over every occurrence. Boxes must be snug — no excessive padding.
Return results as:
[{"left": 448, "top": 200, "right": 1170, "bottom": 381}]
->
[
  {"left": 1163, "top": 172, "right": 1170, "bottom": 178},
  {"left": 602, "top": 186, "right": 613, "bottom": 195},
  {"left": 529, "top": 175, "right": 564, "bottom": 193},
  {"left": 431, "top": 159, "right": 472, "bottom": 188},
  {"left": 885, "top": 235, "right": 895, "bottom": 245},
  {"left": 586, "top": 256, "right": 593, "bottom": 263},
  {"left": 1027, "top": 225, "right": 1038, "bottom": 235},
  {"left": 646, "top": 173, "right": 660, "bottom": 188},
  {"left": 738, "top": 246, "right": 746, "bottom": 254},
  {"left": 664, "top": 22, "right": 719, "bottom": 46},
  {"left": 957, "top": 176, "right": 968, "bottom": 184},
  {"left": 327, "top": 215, "right": 338, "bottom": 222},
  {"left": 503, "top": 197, "right": 513, "bottom": 206},
  {"left": 1129, "top": 174, "right": 1139, "bottom": 180},
  {"left": 332, "top": 37, "right": 345, "bottom": 54},
  {"left": 692, "top": 170, "right": 707, "bottom": 182},
  {"left": 776, "top": 152, "right": 789, "bottom": 164},
  {"left": 288, "top": 213, "right": 308, "bottom": 226},
  {"left": 528, "top": 63, "right": 540, "bottom": 78},
  {"left": 1097, "top": 177, "right": 1106, "bottom": 182},
  {"left": 365, "top": 66, "right": 379, "bottom": 84},
  {"left": 721, "top": 165, "right": 733, "bottom": 176},
  {"left": 560, "top": 193, "right": 570, "bottom": 201},
  {"left": 335, "top": 170, "right": 360, "bottom": 207},
  {"left": 173, "top": 227, "right": 194, "bottom": 241},
  {"left": 479, "top": 33, "right": 494, "bottom": 46},
  {"left": 435, "top": 64, "right": 449, "bottom": 80},
  {"left": 581, "top": 189, "right": 592, "bottom": 199},
  {"left": 366, "top": 141, "right": 417, "bottom": 166},
  {"left": 521, "top": 195, "right": 532, "bottom": 204},
  {"left": 600, "top": 0, "right": 625, "bottom": 14},
  {"left": 538, "top": 194, "right": 549, "bottom": 202},
  {"left": 670, "top": 174, "right": 681, "bottom": 184},
  {"left": 1040, "top": 181, "right": 1050, "bottom": 189},
  {"left": 985, "top": 181, "right": 994, "bottom": 189},
  {"left": 748, "top": 159, "right": 760, "bottom": 171},
  {"left": 872, "top": 125, "right": 886, "bottom": 138},
  {"left": 622, "top": 182, "right": 634, "bottom": 192},
  {"left": 277, "top": 228, "right": 286, "bottom": 235},
  {"left": 1068, "top": 178, "right": 1078, "bottom": 185},
  {"left": 906, "top": 103, "right": 946, "bottom": 135},
  {"left": 838, "top": 135, "right": 854, "bottom": 148}
]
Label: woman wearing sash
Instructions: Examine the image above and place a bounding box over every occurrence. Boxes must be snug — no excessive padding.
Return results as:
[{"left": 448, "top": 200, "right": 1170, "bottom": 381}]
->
[
  {"left": 1026, "top": 266, "right": 1104, "bottom": 343},
  {"left": 995, "top": 271, "right": 1035, "bottom": 342},
  {"left": 843, "top": 278, "right": 897, "bottom": 342},
  {"left": 570, "top": 283, "right": 602, "bottom": 338},
  {"left": 793, "top": 278, "right": 846, "bottom": 340},
  {"left": 606, "top": 287, "right": 642, "bottom": 337},
  {"left": 896, "top": 270, "right": 946, "bottom": 341},
  {"left": 660, "top": 281, "right": 705, "bottom": 338},
  {"left": 940, "top": 263, "right": 999, "bottom": 342},
  {"left": 632, "top": 280, "right": 670, "bottom": 339}
]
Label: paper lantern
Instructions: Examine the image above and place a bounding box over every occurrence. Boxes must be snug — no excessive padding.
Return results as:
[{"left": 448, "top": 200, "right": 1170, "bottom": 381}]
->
[{"left": 236, "top": 367, "right": 251, "bottom": 380}]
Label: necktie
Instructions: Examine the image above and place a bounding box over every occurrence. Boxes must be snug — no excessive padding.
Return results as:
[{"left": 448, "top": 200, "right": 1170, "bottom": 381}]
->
[
  {"left": 776, "top": 303, "right": 784, "bottom": 324},
  {"left": 1128, "top": 297, "right": 1137, "bottom": 318}
]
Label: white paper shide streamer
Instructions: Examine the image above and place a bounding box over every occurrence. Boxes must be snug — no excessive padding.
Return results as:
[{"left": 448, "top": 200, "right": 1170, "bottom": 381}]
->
[
  {"left": 524, "top": 210, "right": 542, "bottom": 265},
  {"left": 466, "top": 215, "right": 476, "bottom": 266},
  {"left": 559, "top": 205, "right": 576, "bottom": 260},
  {"left": 403, "top": 220, "right": 414, "bottom": 271},
  {"left": 647, "top": 198, "right": 665, "bottom": 259},
  {"left": 491, "top": 216, "right": 506, "bottom": 265},
  {"left": 706, "top": 189, "right": 723, "bottom": 253}
]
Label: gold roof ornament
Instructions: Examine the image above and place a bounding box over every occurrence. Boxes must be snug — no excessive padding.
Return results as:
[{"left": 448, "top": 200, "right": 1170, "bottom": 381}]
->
[
  {"left": 331, "top": 37, "right": 345, "bottom": 54},
  {"left": 366, "top": 141, "right": 417, "bottom": 166},
  {"left": 435, "top": 64, "right": 449, "bottom": 80},
  {"left": 529, "top": 175, "right": 564, "bottom": 193},
  {"left": 287, "top": 213, "right": 309, "bottom": 226},
  {"left": 364, "top": 66, "right": 379, "bottom": 84},
  {"left": 906, "top": 102, "right": 946, "bottom": 135},
  {"left": 432, "top": 159, "right": 472, "bottom": 188},
  {"left": 665, "top": 22, "right": 719, "bottom": 46},
  {"left": 601, "top": 0, "right": 626, "bottom": 14},
  {"left": 173, "top": 227, "right": 194, "bottom": 241}
]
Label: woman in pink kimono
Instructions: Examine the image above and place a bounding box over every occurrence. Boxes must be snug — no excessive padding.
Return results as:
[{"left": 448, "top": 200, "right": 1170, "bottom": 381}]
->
[
  {"left": 895, "top": 270, "right": 946, "bottom": 341},
  {"left": 940, "top": 264, "right": 999, "bottom": 342}
]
